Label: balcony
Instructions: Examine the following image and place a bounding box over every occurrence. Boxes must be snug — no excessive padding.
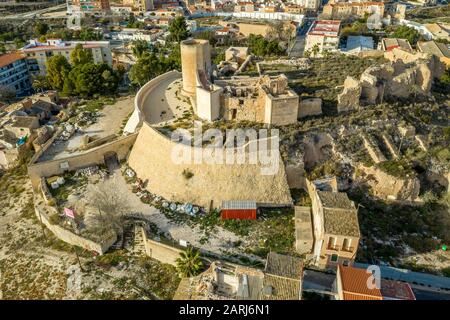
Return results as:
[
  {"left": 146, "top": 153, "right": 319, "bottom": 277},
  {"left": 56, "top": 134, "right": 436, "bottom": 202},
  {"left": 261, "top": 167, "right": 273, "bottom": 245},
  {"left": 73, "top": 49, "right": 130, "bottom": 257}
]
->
[
  {"left": 327, "top": 245, "right": 340, "bottom": 251},
  {"left": 341, "top": 246, "right": 354, "bottom": 253}
]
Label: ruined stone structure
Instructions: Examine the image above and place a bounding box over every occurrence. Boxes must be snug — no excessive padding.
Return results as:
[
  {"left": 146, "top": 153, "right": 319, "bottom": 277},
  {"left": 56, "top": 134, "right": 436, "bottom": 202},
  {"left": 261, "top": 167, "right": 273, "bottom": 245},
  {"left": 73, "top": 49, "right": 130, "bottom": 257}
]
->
[
  {"left": 214, "top": 75, "right": 299, "bottom": 125},
  {"left": 181, "top": 39, "right": 300, "bottom": 125},
  {"left": 298, "top": 98, "right": 322, "bottom": 118},
  {"left": 180, "top": 39, "right": 212, "bottom": 97},
  {"left": 337, "top": 48, "right": 445, "bottom": 112},
  {"left": 357, "top": 165, "right": 420, "bottom": 201}
]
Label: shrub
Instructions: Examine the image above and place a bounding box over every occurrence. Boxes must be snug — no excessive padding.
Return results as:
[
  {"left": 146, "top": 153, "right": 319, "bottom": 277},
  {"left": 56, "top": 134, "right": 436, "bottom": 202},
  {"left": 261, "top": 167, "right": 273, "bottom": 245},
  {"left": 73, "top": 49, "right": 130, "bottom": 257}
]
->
[{"left": 182, "top": 169, "right": 194, "bottom": 180}]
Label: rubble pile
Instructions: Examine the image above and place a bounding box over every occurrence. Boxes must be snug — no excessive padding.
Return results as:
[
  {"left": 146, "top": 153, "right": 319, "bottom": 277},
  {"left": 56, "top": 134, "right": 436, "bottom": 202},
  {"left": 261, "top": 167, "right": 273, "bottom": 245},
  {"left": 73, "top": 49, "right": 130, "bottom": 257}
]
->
[
  {"left": 337, "top": 51, "right": 445, "bottom": 113},
  {"left": 74, "top": 166, "right": 99, "bottom": 178},
  {"left": 58, "top": 123, "right": 76, "bottom": 141}
]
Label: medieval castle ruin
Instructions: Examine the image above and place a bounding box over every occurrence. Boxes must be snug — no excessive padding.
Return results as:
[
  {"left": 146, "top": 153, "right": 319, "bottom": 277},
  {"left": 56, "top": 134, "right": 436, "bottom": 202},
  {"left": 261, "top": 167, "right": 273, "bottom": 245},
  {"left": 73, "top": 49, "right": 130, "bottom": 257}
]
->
[{"left": 180, "top": 39, "right": 300, "bottom": 125}]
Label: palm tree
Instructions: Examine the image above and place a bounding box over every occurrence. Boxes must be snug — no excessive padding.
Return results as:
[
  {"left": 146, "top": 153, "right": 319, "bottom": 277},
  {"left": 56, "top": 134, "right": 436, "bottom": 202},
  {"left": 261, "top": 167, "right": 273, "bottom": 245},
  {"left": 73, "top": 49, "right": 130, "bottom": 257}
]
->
[{"left": 175, "top": 247, "right": 204, "bottom": 278}]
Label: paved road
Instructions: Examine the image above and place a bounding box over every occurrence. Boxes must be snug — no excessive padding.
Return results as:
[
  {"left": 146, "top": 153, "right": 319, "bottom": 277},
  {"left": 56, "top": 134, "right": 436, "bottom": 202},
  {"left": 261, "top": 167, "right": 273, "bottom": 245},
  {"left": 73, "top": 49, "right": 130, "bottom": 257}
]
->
[
  {"left": 2, "top": 3, "right": 66, "bottom": 19},
  {"left": 354, "top": 263, "right": 450, "bottom": 291},
  {"left": 288, "top": 18, "right": 315, "bottom": 58},
  {"left": 413, "top": 288, "right": 450, "bottom": 300}
]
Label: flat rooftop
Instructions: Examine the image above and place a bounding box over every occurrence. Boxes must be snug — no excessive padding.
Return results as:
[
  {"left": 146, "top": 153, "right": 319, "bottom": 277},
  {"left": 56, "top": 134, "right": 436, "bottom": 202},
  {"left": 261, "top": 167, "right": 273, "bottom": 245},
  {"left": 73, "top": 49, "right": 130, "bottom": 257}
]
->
[{"left": 308, "top": 20, "right": 340, "bottom": 37}]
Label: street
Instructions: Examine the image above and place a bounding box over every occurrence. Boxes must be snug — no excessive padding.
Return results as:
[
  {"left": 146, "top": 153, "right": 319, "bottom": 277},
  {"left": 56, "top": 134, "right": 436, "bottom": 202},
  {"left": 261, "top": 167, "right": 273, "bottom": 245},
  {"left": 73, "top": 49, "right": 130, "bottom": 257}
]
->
[{"left": 288, "top": 18, "right": 315, "bottom": 58}]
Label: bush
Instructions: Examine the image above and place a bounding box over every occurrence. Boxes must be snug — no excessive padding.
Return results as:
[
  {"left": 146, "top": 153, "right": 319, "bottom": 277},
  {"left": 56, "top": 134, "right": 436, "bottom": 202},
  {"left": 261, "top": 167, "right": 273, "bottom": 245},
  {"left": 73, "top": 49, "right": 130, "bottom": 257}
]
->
[
  {"left": 182, "top": 169, "right": 194, "bottom": 180},
  {"left": 48, "top": 213, "right": 60, "bottom": 225}
]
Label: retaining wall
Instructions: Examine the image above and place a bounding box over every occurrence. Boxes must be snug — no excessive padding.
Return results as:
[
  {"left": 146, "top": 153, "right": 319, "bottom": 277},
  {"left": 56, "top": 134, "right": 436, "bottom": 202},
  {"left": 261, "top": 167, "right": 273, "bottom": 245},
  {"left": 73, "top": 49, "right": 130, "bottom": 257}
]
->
[
  {"left": 140, "top": 227, "right": 182, "bottom": 266},
  {"left": 28, "top": 133, "right": 137, "bottom": 189},
  {"left": 34, "top": 191, "right": 116, "bottom": 255}
]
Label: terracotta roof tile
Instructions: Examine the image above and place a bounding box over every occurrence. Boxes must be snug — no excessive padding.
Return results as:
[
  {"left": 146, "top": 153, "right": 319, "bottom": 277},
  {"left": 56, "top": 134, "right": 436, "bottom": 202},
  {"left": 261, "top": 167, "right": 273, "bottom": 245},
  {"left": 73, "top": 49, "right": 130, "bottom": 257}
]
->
[
  {"left": 339, "top": 265, "right": 383, "bottom": 300},
  {"left": 0, "top": 52, "right": 25, "bottom": 68}
]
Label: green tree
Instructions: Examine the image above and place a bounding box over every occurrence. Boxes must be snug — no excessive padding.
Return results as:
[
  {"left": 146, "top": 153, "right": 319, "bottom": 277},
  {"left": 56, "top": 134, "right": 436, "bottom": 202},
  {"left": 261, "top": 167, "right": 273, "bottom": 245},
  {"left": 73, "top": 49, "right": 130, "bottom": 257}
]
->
[
  {"left": 390, "top": 25, "right": 422, "bottom": 45},
  {"left": 32, "top": 75, "right": 50, "bottom": 92},
  {"left": 311, "top": 44, "right": 320, "bottom": 57},
  {"left": 168, "top": 16, "right": 190, "bottom": 43},
  {"left": 132, "top": 40, "right": 150, "bottom": 59},
  {"left": 175, "top": 247, "right": 203, "bottom": 278},
  {"left": 46, "top": 55, "right": 71, "bottom": 91},
  {"left": 34, "top": 22, "right": 49, "bottom": 37},
  {"left": 70, "top": 44, "right": 93, "bottom": 66}
]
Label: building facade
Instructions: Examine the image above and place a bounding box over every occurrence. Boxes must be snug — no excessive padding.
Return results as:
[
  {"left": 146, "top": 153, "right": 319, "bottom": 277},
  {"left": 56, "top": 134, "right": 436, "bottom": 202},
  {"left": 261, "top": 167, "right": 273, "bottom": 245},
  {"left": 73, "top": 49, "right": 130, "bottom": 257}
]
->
[
  {"left": 322, "top": 2, "right": 385, "bottom": 20},
  {"left": 0, "top": 52, "right": 32, "bottom": 97},
  {"left": 21, "top": 39, "right": 113, "bottom": 76},
  {"left": 306, "top": 178, "right": 360, "bottom": 269},
  {"left": 68, "top": 0, "right": 111, "bottom": 14},
  {"left": 304, "top": 20, "right": 341, "bottom": 57}
]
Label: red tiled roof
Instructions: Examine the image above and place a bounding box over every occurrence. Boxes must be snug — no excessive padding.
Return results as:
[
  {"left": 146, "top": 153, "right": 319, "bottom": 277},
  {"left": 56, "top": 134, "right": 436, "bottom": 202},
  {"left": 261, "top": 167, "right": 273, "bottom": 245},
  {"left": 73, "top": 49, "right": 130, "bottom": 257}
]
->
[
  {"left": 339, "top": 265, "right": 383, "bottom": 300},
  {"left": 0, "top": 52, "right": 25, "bottom": 68},
  {"left": 380, "top": 279, "right": 416, "bottom": 300}
]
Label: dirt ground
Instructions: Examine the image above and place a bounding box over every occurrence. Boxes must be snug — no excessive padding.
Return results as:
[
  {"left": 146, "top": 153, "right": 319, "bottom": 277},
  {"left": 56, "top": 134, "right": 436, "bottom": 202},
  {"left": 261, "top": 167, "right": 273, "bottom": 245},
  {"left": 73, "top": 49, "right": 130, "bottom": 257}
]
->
[
  {"left": 0, "top": 165, "right": 180, "bottom": 300},
  {"left": 39, "top": 96, "right": 135, "bottom": 161}
]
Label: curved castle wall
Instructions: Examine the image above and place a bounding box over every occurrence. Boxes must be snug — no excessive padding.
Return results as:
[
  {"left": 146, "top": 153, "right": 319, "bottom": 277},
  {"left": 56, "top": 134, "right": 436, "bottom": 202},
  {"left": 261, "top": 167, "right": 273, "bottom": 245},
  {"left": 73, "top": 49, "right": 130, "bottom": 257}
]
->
[{"left": 126, "top": 71, "right": 292, "bottom": 209}]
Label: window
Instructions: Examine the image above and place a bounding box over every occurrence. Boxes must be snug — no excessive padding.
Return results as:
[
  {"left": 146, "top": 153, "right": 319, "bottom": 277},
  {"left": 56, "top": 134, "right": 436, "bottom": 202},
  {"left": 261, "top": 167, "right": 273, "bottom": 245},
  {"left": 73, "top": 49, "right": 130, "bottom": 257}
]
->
[
  {"left": 330, "top": 254, "right": 338, "bottom": 263},
  {"left": 343, "top": 238, "right": 350, "bottom": 251},
  {"left": 327, "top": 236, "right": 336, "bottom": 249},
  {"left": 343, "top": 260, "right": 349, "bottom": 266}
]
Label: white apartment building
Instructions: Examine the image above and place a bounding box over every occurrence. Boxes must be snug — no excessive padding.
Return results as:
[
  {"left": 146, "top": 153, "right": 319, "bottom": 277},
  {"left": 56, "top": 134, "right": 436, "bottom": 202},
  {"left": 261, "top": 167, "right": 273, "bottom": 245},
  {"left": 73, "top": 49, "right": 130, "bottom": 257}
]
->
[
  {"left": 304, "top": 20, "right": 341, "bottom": 57},
  {"left": 21, "top": 39, "right": 113, "bottom": 76}
]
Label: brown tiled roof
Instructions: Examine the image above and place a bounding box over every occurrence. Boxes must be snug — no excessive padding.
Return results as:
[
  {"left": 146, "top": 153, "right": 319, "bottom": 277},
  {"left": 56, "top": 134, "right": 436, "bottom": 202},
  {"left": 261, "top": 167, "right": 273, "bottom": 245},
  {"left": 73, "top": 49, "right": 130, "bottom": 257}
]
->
[
  {"left": 323, "top": 207, "right": 360, "bottom": 237},
  {"left": 339, "top": 265, "right": 382, "bottom": 300},
  {"left": 317, "top": 191, "right": 355, "bottom": 209},
  {"left": 265, "top": 252, "right": 303, "bottom": 279},
  {"left": 418, "top": 41, "right": 450, "bottom": 58},
  {"left": 0, "top": 52, "right": 25, "bottom": 68},
  {"left": 260, "top": 274, "right": 301, "bottom": 300}
]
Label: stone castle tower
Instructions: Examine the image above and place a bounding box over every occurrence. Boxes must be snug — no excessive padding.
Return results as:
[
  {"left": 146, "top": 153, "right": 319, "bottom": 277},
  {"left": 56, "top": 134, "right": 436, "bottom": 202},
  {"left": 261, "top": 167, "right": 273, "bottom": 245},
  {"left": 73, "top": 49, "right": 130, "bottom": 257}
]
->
[{"left": 180, "top": 39, "right": 212, "bottom": 97}]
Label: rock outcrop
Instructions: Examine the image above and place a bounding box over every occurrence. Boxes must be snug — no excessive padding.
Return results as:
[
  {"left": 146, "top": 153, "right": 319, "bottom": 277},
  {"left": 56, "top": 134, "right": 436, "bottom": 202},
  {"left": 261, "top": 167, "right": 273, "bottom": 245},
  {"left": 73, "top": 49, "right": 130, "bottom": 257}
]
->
[
  {"left": 337, "top": 76, "right": 361, "bottom": 113},
  {"left": 337, "top": 49, "right": 445, "bottom": 112},
  {"left": 357, "top": 165, "right": 420, "bottom": 201}
]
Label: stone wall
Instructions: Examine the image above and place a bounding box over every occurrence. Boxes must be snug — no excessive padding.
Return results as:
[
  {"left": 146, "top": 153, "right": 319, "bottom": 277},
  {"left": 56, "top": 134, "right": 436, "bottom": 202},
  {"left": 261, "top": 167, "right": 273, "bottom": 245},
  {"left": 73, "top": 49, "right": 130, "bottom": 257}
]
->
[
  {"left": 357, "top": 165, "right": 420, "bottom": 201},
  {"left": 362, "top": 134, "right": 386, "bottom": 164},
  {"left": 123, "top": 70, "right": 181, "bottom": 134},
  {"left": 28, "top": 134, "right": 138, "bottom": 189},
  {"left": 128, "top": 123, "right": 292, "bottom": 209},
  {"left": 337, "top": 50, "right": 445, "bottom": 111},
  {"left": 34, "top": 191, "right": 116, "bottom": 255},
  {"left": 298, "top": 98, "right": 322, "bottom": 118}
]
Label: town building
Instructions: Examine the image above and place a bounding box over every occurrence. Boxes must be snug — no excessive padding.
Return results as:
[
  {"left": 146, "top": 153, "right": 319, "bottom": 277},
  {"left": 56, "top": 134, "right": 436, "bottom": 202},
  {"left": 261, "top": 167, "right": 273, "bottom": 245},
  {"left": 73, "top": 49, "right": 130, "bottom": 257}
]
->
[
  {"left": 0, "top": 91, "right": 60, "bottom": 169},
  {"left": 21, "top": 39, "right": 113, "bottom": 76},
  {"left": 180, "top": 39, "right": 300, "bottom": 125},
  {"left": 342, "top": 35, "right": 374, "bottom": 54},
  {"left": 417, "top": 40, "right": 450, "bottom": 67},
  {"left": 322, "top": 1, "right": 385, "bottom": 20},
  {"left": 306, "top": 177, "right": 360, "bottom": 269},
  {"left": 335, "top": 265, "right": 383, "bottom": 300},
  {"left": 304, "top": 20, "right": 341, "bottom": 57},
  {"left": 424, "top": 23, "right": 450, "bottom": 42},
  {"left": 335, "top": 265, "right": 416, "bottom": 300},
  {"left": 68, "top": 0, "right": 111, "bottom": 15},
  {"left": 293, "top": 0, "right": 321, "bottom": 11},
  {"left": 174, "top": 253, "right": 304, "bottom": 300},
  {"left": 380, "top": 38, "right": 412, "bottom": 52},
  {"left": 0, "top": 52, "right": 32, "bottom": 97}
]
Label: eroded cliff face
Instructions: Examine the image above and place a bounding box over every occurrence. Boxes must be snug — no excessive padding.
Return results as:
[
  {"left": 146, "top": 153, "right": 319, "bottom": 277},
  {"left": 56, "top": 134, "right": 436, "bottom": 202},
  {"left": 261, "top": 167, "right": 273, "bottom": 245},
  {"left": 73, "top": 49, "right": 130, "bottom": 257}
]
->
[
  {"left": 356, "top": 165, "right": 420, "bottom": 201},
  {"left": 337, "top": 49, "right": 445, "bottom": 112}
]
